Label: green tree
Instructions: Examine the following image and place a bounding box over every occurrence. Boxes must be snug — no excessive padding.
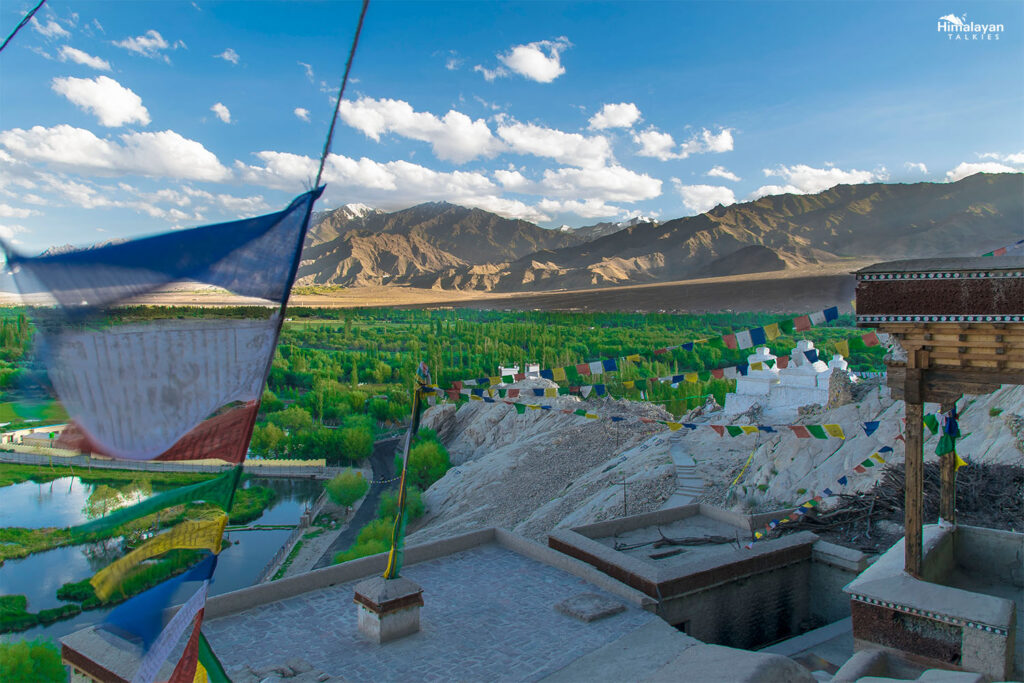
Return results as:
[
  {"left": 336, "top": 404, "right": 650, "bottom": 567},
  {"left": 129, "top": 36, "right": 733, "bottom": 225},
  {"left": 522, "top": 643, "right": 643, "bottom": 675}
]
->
[
  {"left": 0, "top": 638, "right": 66, "bottom": 682},
  {"left": 249, "top": 422, "right": 286, "bottom": 457},
  {"left": 377, "top": 486, "right": 425, "bottom": 521},
  {"left": 266, "top": 405, "right": 314, "bottom": 433},
  {"left": 339, "top": 426, "right": 373, "bottom": 463},
  {"left": 325, "top": 470, "right": 369, "bottom": 507},
  {"left": 397, "top": 438, "right": 451, "bottom": 490}
]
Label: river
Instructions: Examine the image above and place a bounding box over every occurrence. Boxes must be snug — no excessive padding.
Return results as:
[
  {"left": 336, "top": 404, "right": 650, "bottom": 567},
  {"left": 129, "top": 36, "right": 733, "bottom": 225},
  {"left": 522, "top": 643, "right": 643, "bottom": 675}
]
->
[{"left": 0, "top": 475, "right": 321, "bottom": 643}]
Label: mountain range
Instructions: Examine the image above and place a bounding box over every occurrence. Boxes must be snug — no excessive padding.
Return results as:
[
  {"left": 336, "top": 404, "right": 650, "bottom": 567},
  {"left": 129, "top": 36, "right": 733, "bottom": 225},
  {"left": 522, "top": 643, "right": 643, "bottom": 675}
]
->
[{"left": 295, "top": 172, "right": 1023, "bottom": 292}]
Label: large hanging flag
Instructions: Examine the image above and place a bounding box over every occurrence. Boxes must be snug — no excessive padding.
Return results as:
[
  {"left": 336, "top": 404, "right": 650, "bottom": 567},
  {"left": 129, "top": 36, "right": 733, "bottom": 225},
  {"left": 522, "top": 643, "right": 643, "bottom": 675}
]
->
[{"left": 2, "top": 189, "right": 322, "bottom": 463}]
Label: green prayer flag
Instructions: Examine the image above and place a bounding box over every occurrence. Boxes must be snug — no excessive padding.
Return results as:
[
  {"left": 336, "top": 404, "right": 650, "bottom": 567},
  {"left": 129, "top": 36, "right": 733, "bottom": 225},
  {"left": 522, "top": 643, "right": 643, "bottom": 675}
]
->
[
  {"left": 557, "top": 387, "right": 570, "bottom": 395},
  {"left": 514, "top": 403, "right": 526, "bottom": 414},
  {"left": 68, "top": 466, "right": 242, "bottom": 539},
  {"left": 502, "top": 375, "right": 514, "bottom": 384},
  {"left": 574, "top": 409, "right": 587, "bottom": 416},
  {"left": 498, "top": 389, "right": 507, "bottom": 398},
  {"left": 698, "top": 371, "right": 711, "bottom": 382},
  {"left": 726, "top": 426, "right": 743, "bottom": 437},
  {"left": 861, "top": 459, "right": 875, "bottom": 468},
  {"left": 923, "top": 414, "right": 939, "bottom": 435},
  {"left": 779, "top": 319, "right": 795, "bottom": 335},
  {"left": 936, "top": 435, "right": 956, "bottom": 456},
  {"left": 198, "top": 632, "right": 231, "bottom": 683},
  {"left": 806, "top": 425, "right": 828, "bottom": 439}
]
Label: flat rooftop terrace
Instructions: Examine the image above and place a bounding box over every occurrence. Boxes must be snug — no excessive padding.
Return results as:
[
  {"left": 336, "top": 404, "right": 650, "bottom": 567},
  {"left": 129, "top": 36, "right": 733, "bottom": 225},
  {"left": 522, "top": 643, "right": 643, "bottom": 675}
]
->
[
  {"left": 203, "top": 542, "right": 656, "bottom": 681},
  {"left": 590, "top": 511, "right": 747, "bottom": 571}
]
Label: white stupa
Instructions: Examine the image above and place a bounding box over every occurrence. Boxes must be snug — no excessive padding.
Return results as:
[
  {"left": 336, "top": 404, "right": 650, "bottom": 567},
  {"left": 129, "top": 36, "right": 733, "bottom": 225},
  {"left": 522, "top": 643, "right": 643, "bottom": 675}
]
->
[{"left": 723, "top": 340, "right": 851, "bottom": 418}]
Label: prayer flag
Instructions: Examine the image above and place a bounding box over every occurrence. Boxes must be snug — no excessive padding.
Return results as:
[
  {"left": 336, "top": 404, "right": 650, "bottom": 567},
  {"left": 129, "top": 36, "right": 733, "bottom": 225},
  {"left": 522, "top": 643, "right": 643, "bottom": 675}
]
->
[
  {"left": 764, "top": 323, "right": 781, "bottom": 340},
  {"left": 776, "top": 355, "right": 789, "bottom": 369},
  {"left": 710, "top": 425, "right": 726, "bottom": 437},
  {"left": 835, "top": 340, "right": 849, "bottom": 357},
  {"left": 736, "top": 330, "right": 754, "bottom": 349},
  {"left": 544, "top": 388, "right": 557, "bottom": 398},
  {"left": 853, "top": 465, "right": 866, "bottom": 473},
  {"left": 514, "top": 403, "right": 526, "bottom": 414},
  {"left": 589, "top": 361, "right": 604, "bottom": 375},
  {"left": 623, "top": 381, "right": 635, "bottom": 389},
  {"left": 626, "top": 354, "right": 643, "bottom": 363},
  {"left": 553, "top": 367, "right": 568, "bottom": 383},
  {"left": 723, "top": 334, "right": 738, "bottom": 350},
  {"left": 750, "top": 327, "right": 767, "bottom": 346},
  {"left": 870, "top": 453, "right": 885, "bottom": 464},
  {"left": 823, "top": 424, "right": 845, "bottom": 439},
  {"left": 533, "top": 388, "right": 545, "bottom": 397},
  {"left": 585, "top": 413, "right": 599, "bottom": 419},
  {"left": 823, "top": 306, "right": 839, "bottom": 321},
  {"left": 539, "top": 369, "right": 554, "bottom": 380},
  {"left": 594, "top": 384, "right": 606, "bottom": 395},
  {"left": 711, "top": 369, "right": 725, "bottom": 379},
  {"left": 681, "top": 342, "right": 695, "bottom": 352},
  {"left": 923, "top": 414, "right": 939, "bottom": 434},
  {"left": 489, "top": 376, "right": 501, "bottom": 387},
  {"left": 837, "top": 476, "right": 848, "bottom": 486},
  {"left": 667, "top": 422, "right": 682, "bottom": 431},
  {"left": 508, "top": 389, "right": 520, "bottom": 398},
  {"left": 862, "top": 331, "right": 880, "bottom": 347},
  {"left": 574, "top": 409, "right": 587, "bottom": 416},
  {"left": 750, "top": 362, "right": 763, "bottom": 371},
  {"left": 794, "top": 315, "right": 811, "bottom": 332},
  {"left": 581, "top": 385, "right": 593, "bottom": 398},
  {"left": 726, "top": 426, "right": 743, "bottom": 437},
  {"left": 576, "top": 363, "right": 592, "bottom": 376},
  {"left": 807, "top": 425, "right": 828, "bottom": 439},
  {"left": 685, "top": 372, "right": 699, "bottom": 383},
  {"left": 92, "top": 515, "right": 226, "bottom": 600},
  {"left": 602, "top": 359, "right": 618, "bottom": 372},
  {"left": 954, "top": 453, "right": 967, "bottom": 470},
  {"left": 789, "top": 425, "right": 811, "bottom": 438},
  {"left": 860, "top": 458, "right": 875, "bottom": 468},
  {"left": 862, "top": 421, "right": 880, "bottom": 437},
  {"left": 654, "top": 347, "right": 668, "bottom": 355},
  {"left": 741, "top": 425, "right": 759, "bottom": 434},
  {"left": 809, "top": 310, "right": 826, "bottom": 326},
  {"left": 822, "top": 488, "right": 834, "bottom": 497},
  {"left": 803, "top": 349, "right": 819, "bottom": 364},
  {"left": 512, "top": 373, "right": 524, "bottom": 382},
  {"left": 758, "top": 425, "right": 776, "bottom": 433}
]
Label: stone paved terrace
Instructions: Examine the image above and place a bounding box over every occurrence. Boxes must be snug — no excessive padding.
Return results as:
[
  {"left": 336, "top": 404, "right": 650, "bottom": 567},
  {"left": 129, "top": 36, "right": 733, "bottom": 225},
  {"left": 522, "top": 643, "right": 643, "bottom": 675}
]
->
[
  {"left": 593, "top": 512, "right": 747, "bottom": 569},
  {"left": 203, "top": 543, "right": 658, "bottom": 681}
]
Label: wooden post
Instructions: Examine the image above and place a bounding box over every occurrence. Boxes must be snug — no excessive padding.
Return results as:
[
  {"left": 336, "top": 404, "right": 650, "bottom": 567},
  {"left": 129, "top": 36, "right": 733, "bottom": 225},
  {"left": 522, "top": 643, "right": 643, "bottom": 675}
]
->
[
  {"left": 939, "top": 398, "right": 959, "bottom": 525},
  {"left": 904, "top": 400, "right": 924, "bottom": 577}
]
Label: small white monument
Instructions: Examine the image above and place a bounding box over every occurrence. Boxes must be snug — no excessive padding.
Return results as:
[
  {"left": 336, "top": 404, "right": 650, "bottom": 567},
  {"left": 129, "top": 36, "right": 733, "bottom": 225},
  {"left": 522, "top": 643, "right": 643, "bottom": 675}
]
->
[
  {"left": 498, "top": 363, "right": 541, "bottom": 379},
  {"left": 723, "top": 341, "right": 851, "bottom": 417}
]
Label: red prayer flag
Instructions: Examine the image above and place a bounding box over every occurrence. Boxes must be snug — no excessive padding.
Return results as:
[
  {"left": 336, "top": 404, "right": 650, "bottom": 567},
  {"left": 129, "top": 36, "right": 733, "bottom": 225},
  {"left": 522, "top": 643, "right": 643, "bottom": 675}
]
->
[
  {"left": 710, "top": 425, "right": 726, "bottom": 437},
  {"left": 711, "top": 369, "right": 725, "bottom": 379},
  {"left": 776, "top": 356, "right": 789, "bottom": 369},
  {"left": 452, "top": 381, "right": 463, "bottom": 391},
  {"left": 853, "top": 465, "right": 866, "bottom": 473},
  {"left": 447, "top": 389, "right": 459, "bottom": 400},
  {"left": 794, "top": 315, "right": 811, "bottom": 331},
  {"left": 168, "top": 610, "right": 204, "bottom": 683},
  {"left": 514, "top": 373, "right": 526, "bottom": 381},
  {"left": 654, "top": 347, "right": 668, "bottom": 355},
  {"left": 789, "top": 425, "right": 811, "bottom": 438},
  {"left": 508, "top": 389, "right": 520, "bottom": 398},
  {"left": 861, "top": 331, "right": 880, "bottom": 347},
  {"left": 722, "top": 334, "right": 737, "bottom": 349},
  {"left": 994, "top": 247, "right": 1008, "bottom": 256},
  {"left": 576, "top": 363, "right": 592, "bottom": 376}
]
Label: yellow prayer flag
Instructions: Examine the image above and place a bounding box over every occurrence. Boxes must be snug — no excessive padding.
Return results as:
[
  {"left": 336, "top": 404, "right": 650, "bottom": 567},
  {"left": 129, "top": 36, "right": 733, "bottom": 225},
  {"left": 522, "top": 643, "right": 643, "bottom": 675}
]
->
[
  {"left": 528, "top": 404, "right": 541, "bottom": 410},
  {"left": 824, "top": 424, "right": 845, "bottom": 439},
  {"left": 741, "top": 425, "right": 759, "bottom": 434},
  {"left": 585, "top": 413, "right": 599, "bottom": 419},
  {"left": 871, "top": 453, "right": 886, "bottom": 464},
  {"left": 193, "top": 662, "right": 209, "bottom": 683},
  {"left": 955, "top": 452, "right": 967, "bottom": 471},
  {"left": 544, "top": 388, "right": 557, "bottom": 397},
  {"left": 552, "top": 367, "right": 568, "bottom": 383},
  {"left": 623, "top": 380, "right": 635, "bottom": 389},
  {"left": 488, "top": 376, "right": 500, "bottom": 386},
  {"left": 92, "top": 515, "right": 227, "bottom": 600},
  {"left": 764, "top": 323, "right": 780, "bottom": 340},
  {"left": 684, "top": 372, "right": 699, "bottom": 383},
  {"left": 750, "top": 362, "right": 763, "bottom": 371},
  {"left": 470, "top": 394, "right": 483, "bottom": 401},
  {"left": 754, "top": 531, "right": 764, "bottom": 539},
  {"left": 667, "top": 422, "right": 683, "bottom": 431},
  {"left": 835, "top": 340, "right": 850, "bottom": 357},
  {"left": 626, "top": 354, "right": 642, "bottom": 363}
]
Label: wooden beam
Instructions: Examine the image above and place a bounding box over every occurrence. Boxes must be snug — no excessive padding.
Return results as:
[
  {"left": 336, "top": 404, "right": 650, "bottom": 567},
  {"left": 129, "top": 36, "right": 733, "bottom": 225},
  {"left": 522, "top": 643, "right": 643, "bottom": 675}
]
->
[
  {"left": 939, "top": 398, "right": 959, "bottom": 525},
  {"left": 904, "top": 400, "right": 924, "bottom": 577}
]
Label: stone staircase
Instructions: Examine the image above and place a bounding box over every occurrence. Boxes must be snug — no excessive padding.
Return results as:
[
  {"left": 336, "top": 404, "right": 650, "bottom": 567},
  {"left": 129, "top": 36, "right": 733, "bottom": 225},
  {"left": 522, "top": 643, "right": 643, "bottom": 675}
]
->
[{"left": 663, "top": 434, "right": 705, "bottom": 508}]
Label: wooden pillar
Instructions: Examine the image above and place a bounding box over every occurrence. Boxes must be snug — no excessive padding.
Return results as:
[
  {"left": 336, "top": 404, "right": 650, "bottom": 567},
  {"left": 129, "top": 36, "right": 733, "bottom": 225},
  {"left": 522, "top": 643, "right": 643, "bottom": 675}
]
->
[
  {"left": 939, "top": 398, "right": 959, "bottom": 524},
  {"left": 904, "top": 400, "right": 924, "bottom": 576}
]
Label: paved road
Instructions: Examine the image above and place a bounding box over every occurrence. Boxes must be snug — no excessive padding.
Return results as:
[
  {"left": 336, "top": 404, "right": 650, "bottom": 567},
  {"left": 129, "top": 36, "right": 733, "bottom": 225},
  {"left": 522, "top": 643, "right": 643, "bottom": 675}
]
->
[{"left": 312, "top": 436, "right": 401, "bottom": 569}]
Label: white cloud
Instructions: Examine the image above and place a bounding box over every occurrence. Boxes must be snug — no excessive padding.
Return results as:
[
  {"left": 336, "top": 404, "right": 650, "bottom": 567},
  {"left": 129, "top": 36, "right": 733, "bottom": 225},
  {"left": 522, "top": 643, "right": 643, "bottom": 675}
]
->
[
  {"left": 539, "top": 165, "right": 662, "bottom": 202},
  {"left": 977, "top": 151, "right": 1024, "bottom": 165},
  {"left": 536, "top": 198, "right": 623, "bottom": 219},
  {"left": 588, "top": 103, "right": 641, "bottom": 130},
  {"left": 904, "top": 162, "right": 928, "bottom": 174},
  {"left": 210, "top": 102, "right": 232, "bottom": 123},
  {"left": 945, "top": 161, "right": 1019, "bottom": 182},
  {"left": 444, "top": 51, "right": 462, "bottom": 71},
  {"left": 673, "top": 181, "right": 736, "bottom": 214},
  {"left": 475, "top": 37, "right": 571, "bottom": 83},
  {"left": 298, "top": 61, "right": 314, "bottom": 82},
  {"left": 473, "top": 65, "right": 507, "bottom": 82},
  {"left": 632, "top": 128, "right": 677, "bottom": 161},
  {"left": 58, "top": 46, "right": 111, "bottom": 71},
  {"left": 751, "top": 164, "right": 880, "bottom": 198},
  {"left": 0, "top": 223, "right": 27, "bottom": 242},
  {"left": 215, "top": 48, "right": 239, "bottom": 64},
  {"left": 634, "top": 127, "right": 735, "bottom": 161},
  {"left": 498, "top": 37, "right": 570, "bottom": 83},
  {"left": 707, "top": 166, "right": 740, "bottom": 182},
  {"left": 0, "top": 124, "right": 231, "bottom": 181},
  {"left": 294, "top": 107, "right": 310, "bottom": 122},
  {"left": 237, "top": 150, "right": 552, "bottom": 222},
  {"left": 497, "top": 120, "right": 611, "bottom": 168},
  {"left": 0, "top": 204, "right": 38, "bottom": 218},
  {"left": 30, "top": 17, "right": 70, "bottom": 38},
  {"left": 51, "top": 76, "right": 150, "bottom": 127},
  {"left": 338, "top": 97, "right": 504, "bottom": 164},
  {"left": 113, "top": 30, "right": 179, "bottom": 62}
]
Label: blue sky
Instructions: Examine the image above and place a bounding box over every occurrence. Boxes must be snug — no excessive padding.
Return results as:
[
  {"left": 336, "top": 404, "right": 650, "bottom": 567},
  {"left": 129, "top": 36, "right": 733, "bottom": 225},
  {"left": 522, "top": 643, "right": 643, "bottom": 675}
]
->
[{"left": 1, "top": 0, "right": 1022, "bottom": 252}]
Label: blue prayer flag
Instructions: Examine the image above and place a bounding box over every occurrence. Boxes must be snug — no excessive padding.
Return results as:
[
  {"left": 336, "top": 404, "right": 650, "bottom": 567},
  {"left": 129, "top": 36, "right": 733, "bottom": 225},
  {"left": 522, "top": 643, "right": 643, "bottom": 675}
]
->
[
  {"left": 863, "top": 421, "right": 880, "bottom": 436},
  {"left": 540, "top": 369, "right": 554, "bottom": 380},
  {"left": 602, "top": 359, "right": 618, "bottom": 372},
  {"left": 750, "top": 327, "right": 767, "bottom": 346},
  {"left": 823, "top": 306, "right": 839, "bottom": 321}
]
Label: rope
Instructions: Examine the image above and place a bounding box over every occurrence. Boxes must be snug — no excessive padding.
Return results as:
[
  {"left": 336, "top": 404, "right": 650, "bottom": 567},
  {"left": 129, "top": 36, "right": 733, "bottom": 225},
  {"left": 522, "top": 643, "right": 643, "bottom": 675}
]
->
[
  {"left": 314, "top": 0, "right": 370, "bottom": 188},
  {"left": 0, "top": 0, "right": 46, "bottom": 53}
]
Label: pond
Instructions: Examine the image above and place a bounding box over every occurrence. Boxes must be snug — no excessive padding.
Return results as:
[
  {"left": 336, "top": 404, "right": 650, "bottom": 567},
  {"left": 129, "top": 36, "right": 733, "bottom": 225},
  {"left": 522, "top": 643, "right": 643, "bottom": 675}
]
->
[{"left": 0, "top": 474, "right": 322, "bottom": 644}]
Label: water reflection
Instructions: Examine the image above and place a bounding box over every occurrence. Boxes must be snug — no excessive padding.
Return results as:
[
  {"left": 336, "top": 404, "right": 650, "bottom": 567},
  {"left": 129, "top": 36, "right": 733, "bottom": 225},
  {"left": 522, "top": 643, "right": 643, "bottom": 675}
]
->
[{"left": 1, "top": 475, "right": 323, "bottom": 644}]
